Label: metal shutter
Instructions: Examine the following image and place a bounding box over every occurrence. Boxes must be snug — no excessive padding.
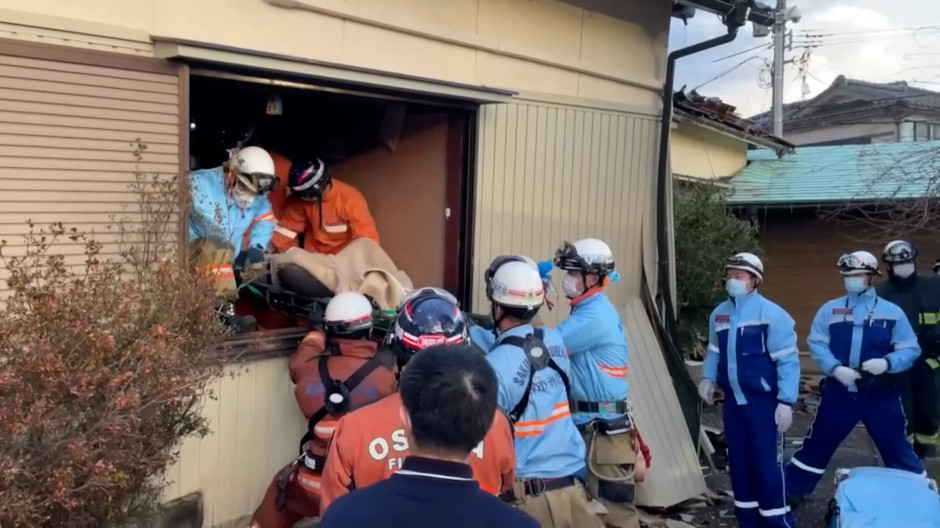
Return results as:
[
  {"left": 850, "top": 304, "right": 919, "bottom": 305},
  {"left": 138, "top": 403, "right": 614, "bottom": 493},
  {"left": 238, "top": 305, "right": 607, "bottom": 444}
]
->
[{"left": 0, "top": 40, "right": 183, "bottom": 297}]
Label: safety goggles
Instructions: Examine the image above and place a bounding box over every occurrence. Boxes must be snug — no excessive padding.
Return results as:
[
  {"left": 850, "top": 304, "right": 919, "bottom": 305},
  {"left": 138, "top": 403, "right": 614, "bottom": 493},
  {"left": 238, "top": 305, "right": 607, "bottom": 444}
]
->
[
  {"left": 837, "top": 254, "right": 880, "bottom": 275},
  {"left": 885, "top": 244, "right": 917, "bottom": 263},
  {"left": 236, "top": 171, "right": 279, "bottom": 196},
  {"left": 553, "top": 242, "right": 590, "bottom": 272}
]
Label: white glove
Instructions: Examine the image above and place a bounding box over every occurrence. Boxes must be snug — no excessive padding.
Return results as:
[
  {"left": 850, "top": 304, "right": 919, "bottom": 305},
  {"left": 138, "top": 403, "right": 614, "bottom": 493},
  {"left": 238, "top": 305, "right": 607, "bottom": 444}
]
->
[
  {"left": 774, "top": 403, "right": 793, "bottom": 433},
  {"left": 861, "top": 358, "right": 889, "bottom": 376},
  {"left": 698, "top": 379, "right": 716, "bottom": 405},
  {"left": 832, "top": 365, "right": 862, "bottom": 388}
]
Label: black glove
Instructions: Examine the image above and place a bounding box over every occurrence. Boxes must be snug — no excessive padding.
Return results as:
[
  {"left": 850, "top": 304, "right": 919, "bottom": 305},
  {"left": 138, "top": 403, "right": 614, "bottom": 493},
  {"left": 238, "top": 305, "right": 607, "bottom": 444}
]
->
[
  {"left": 246, "top": 246, "right": 265, "bottom": 266},
  {"left": 466, "top": 312, "right": 494, "bottom": 330}
]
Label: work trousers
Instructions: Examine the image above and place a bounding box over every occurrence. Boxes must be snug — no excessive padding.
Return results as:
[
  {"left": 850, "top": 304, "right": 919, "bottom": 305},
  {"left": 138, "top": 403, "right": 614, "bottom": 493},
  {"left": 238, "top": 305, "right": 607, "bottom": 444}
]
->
[
  {"left": 251, "top": 459, "right": 320, "bottom": 528},
  {"left": 724, "top": 393, "right": 793, "bottom": 528},
  {"left": 188, "top": 238, "right": 237, "bottom": 300},
  {"left": 508, "top": 479, "right": 603, "bottom": 528},
  {"left": 898, "top": 356, "right": 940, "bottom": 458},
  {"left": 580, "top": 422, "right": 638, "bottom": 528},
  {"left": 786, "top": 379, "right": 925, "bottom": 499}
]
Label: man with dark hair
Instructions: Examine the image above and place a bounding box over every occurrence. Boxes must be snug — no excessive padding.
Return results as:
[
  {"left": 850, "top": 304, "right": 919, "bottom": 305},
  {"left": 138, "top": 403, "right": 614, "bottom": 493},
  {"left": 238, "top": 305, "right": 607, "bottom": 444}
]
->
[{"left": 318, "top": 344, "right": 539, "bottom": 528}]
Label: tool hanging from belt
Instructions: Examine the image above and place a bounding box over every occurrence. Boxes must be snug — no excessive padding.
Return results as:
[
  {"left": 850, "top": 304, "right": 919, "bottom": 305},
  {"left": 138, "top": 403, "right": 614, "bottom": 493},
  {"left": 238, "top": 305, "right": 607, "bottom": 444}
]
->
[
  {"left": 297, "top": 344, "right": 395, "bottom": 452},
  {"left": 499, "top": 328, "right": 572, "bottom": 424}
]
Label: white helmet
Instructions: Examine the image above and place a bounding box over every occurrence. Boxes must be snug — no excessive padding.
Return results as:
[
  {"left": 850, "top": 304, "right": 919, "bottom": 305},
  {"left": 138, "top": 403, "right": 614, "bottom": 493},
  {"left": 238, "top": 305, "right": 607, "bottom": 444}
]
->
[
  {"left": 227, "top": 146, "right": 278, "bottom": 194},
  {"left": 324, "top": 292, "right": 374, "bottom": 334},
  {"left": 725, "top": 252, "right": 764, "bottom": 282},
  {"left": 838, "top": 250, "right": 882, "bottom": 276},
  {"left": 486, "top": 259, "right": 545, "bottom": 311},
  {"left": 554, "top": 238, "right": 615, "bottom": 275}
]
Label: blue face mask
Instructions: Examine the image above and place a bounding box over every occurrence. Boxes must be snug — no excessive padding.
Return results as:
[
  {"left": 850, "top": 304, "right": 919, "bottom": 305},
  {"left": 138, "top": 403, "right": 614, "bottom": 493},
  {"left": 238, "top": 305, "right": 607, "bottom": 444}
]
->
[
  {"left": 725, "top": 278, "right": 749, "bottom": 298},
  {"left": 844, "top": 276, "right": 868, "bottom": 294}
]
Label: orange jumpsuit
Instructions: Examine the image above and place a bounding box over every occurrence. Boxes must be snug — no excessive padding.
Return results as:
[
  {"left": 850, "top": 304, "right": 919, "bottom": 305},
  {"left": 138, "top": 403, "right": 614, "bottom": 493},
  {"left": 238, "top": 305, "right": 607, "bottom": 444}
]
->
[
  {"left": 270, "top": 179, "right": 380, "bottom": 255},
  {"left": 319, "top": 393, "right": 516, "bottom": 515},
  {"left": 251, "top": 331, "right": 398, "bottom": 528}
]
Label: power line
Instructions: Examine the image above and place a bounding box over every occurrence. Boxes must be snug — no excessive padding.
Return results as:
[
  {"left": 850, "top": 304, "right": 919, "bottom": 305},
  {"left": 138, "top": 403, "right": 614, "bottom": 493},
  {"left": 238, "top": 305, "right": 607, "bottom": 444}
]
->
[
  {"left": 692, "top": 55, "right": 767, "bottom": 91},
  {"left": 713, "top": 42, "right": 773, "bottom": 63},
  {"left": 797, "top": 26, "right": 940, "bottom": 37}
]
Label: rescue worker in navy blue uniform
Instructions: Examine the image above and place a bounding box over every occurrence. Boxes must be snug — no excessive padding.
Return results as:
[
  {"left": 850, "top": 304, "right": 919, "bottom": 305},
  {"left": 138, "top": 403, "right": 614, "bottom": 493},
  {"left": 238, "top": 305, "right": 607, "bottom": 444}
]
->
[
  {"left": 786, "top": 250, "right": 926, "bottom": 504},
  {"left": 698, "top": 253, "right": 800, "bottom": 528},
  {"left": 876, "top": 240, "right": 940, "bottom": 459},
  {"left": 317, "top": 344, "right": 540, "bottom": 528}
]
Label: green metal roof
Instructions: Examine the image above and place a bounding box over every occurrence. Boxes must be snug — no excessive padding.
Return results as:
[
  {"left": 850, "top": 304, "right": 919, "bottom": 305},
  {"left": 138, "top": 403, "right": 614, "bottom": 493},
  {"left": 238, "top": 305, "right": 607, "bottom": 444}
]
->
[{"left": 726, "top": 140, "right": 940, "bottom": 206}]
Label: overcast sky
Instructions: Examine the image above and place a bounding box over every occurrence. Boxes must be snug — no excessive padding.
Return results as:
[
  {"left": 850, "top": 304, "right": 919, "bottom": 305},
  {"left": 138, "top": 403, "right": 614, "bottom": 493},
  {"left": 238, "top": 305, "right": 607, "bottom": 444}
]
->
[{"left": 668, "top": 0, "right": 940, "bottom": 117}]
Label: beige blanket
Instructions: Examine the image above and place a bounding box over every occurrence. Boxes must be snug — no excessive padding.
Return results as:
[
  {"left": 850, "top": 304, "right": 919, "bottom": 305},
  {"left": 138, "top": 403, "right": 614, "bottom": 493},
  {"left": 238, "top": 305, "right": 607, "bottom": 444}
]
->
[{"left": 268, "top": 238, "right": 413, "bottom": 310}]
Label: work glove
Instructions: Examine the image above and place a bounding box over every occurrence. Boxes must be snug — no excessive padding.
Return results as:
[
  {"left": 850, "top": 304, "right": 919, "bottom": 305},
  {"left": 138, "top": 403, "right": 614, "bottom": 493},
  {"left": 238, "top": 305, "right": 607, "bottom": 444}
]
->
[
  {"left": 697, "top": 378, "right": 716, "bottom": 405},
  {"left": 861, "top": 358, "right": 889, "bottom": 376},
  {"left": 774, "top": 403, "right": 793, "bottom": 433},
  {"left": 831, "top": 365, "right": 862, "bottom": 388},
  {"left": 246, "top": 246, "right": 265, "bottom": 268}
]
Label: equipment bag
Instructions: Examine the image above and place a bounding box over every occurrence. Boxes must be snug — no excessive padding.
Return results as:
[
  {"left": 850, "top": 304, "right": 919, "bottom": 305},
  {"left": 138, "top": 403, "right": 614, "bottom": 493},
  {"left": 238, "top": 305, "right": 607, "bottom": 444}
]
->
[{"left": 825, "top": 467, "right": 940, "bottom": 528}]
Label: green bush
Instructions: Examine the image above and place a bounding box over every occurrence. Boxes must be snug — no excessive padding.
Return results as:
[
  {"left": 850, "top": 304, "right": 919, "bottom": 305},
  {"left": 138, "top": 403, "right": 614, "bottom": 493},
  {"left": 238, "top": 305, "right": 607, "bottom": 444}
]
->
[{"left": 674, "top": 181, "right": 761, "bottom": 354}]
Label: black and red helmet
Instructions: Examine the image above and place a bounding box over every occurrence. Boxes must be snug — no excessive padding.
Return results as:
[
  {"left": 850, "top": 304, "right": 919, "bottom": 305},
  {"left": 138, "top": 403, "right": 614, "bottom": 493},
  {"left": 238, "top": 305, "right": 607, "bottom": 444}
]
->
[
  {"left": 386, "top": 288, "right": 469, "bottom": 366},
  {"left": 288, "top": 157, "right": 331, "bottom": 201}
]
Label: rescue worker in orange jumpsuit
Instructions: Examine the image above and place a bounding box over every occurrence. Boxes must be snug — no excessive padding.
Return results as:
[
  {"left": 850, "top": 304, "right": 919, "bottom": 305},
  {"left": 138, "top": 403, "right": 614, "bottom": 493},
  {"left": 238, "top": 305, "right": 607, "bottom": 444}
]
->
[
  {"left": 250, "top": 292, "right": 399, "bottom": 528},
  {"left": 270, "top": 157, "right": 380, "bottom": 255},
  {"left": 319, "top": 288, "right": 517, "bottom": 514}
]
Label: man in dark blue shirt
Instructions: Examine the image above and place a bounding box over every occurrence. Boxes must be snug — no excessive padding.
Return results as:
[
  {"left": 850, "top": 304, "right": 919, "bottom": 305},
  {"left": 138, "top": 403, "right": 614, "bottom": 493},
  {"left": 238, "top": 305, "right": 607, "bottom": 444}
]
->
[{"left": 318, "top": 344, "right": 540, "bottom": 528}]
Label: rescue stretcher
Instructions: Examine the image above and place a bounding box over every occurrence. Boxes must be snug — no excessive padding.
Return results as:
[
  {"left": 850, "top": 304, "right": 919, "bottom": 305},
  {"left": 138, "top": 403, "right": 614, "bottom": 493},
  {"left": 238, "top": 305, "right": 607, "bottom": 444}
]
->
[
  {"left": 235, "top": 262, "right": 397, "bottom": 341},
  {"left": 825, "top": 467, "right": 940, "bottom": 527}
]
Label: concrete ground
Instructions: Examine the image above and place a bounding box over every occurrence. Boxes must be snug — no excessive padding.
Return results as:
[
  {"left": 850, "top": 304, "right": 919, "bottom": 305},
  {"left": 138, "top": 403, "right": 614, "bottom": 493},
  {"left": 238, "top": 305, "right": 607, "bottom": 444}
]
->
[{"left": 682, "top": 404, "right": 940, "bottom": 528}]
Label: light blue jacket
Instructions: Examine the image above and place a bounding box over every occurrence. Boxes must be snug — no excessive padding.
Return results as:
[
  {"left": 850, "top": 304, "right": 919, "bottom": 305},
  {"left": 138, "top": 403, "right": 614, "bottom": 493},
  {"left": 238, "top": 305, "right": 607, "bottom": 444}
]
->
[
  {"left": 469, "top": 324, "right": 496, "bottom": 353},
  {"left": 705, "top": 290, "right": 801, "bottom": 406},
  {"left": 807, "top": 286, "right": 921, "bottom": 380},
  {"left": 187, "top": 167, "right": 276, "bottom": 255},
  {"left": 485, "top": 324, "right": 586, "bottom": 480},
  {"left": 556, "top": 292, "right": 629, "bottom": 425}
]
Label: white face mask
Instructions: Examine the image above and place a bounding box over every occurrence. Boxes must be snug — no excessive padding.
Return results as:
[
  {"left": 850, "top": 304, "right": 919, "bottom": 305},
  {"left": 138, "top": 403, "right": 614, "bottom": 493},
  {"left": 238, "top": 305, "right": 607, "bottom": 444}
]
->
[
  {"left": 725, "top": 278, "right": 749, "bottom": 298},
  {"left": 844, "top": 276, "right": 868, "bottom": 294},
  {"left": 562, "top": 273, "right": 582, "bottom": 299},
  {"left": 231, "top": 187, "right": 256, "bottom": 209},
  {"left": 892, "top": 262, "right": 916, "bottom": 278}
]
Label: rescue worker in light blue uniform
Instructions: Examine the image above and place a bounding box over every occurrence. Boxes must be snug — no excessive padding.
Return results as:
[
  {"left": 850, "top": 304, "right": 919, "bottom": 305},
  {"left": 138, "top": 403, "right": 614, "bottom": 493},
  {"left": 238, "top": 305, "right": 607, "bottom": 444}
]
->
[
  {"left": 552, "top": 238, "right": 637, "bottom": 528},
  {"left": 468, "top": 255, "right": 556, "bottom": 353},
  {"left": 786, "top": 250, "right": 926, "bottom": 504},
  {"left": 698, "top": 252, "right": 800, "bottom": 528},
  {"left": 482, "top": 256, "right": 602, "bottom": 528},
  {"left": 188, "top": 146, "right": 279, "bottom": 330}
]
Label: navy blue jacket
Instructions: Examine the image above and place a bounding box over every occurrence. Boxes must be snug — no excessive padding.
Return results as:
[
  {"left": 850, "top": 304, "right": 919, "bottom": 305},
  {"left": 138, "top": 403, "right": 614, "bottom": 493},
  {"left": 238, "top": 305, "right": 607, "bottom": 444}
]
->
[{"left": 318, "top": 456, "right": 540, "bottom": 528}]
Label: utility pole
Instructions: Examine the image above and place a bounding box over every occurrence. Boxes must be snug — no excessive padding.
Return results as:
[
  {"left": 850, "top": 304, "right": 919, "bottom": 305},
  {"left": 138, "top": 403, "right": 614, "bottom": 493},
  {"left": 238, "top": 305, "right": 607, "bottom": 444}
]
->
[{"left": 772, "top": 0, "right": 787, "bottom": 137}]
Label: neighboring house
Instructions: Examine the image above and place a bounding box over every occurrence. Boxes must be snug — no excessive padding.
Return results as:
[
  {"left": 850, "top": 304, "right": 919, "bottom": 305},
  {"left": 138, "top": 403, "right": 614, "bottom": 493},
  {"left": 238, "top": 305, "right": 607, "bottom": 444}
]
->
[
  {"left": 0, "top": 0, "right": 742, "bottom": 524},
  {"left": 751, "top": 75, "right": 940, "bottom": 147},
  {"left": 671, "top": 89, "right": 793, "bottom": 182},
  {"left": 726, "top": 141, "right": 940, "bottom": 342}
]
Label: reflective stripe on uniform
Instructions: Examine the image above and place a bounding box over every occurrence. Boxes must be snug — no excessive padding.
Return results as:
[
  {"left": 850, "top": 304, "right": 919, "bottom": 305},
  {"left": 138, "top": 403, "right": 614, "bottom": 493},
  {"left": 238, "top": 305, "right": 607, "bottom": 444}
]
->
[
  {"left": 514, "top": 402, "right": 571, "bottom": 438},
  {"left": 253, "top": 212, "right": 276, "bottom": 224},
  {"left": 769, "top": 346, "right": 798, "bottom": 360},
  {"left": 597, "top": 362, "right": 628, "bottom": 379},
  {"left": 913, "top": 432, "right": 940, "bottom": 446},
  {"left": 918, "top": 312, "right": 940, "bottom": 325},
  {"left": 201, "top": 265, "right": 234, "bottom": 278},
  {"left": 274, "top": 225, "right": 299, "bottom": 239},
  {"left": 790, "top": 456, "right": 825, "bottom": 474}
]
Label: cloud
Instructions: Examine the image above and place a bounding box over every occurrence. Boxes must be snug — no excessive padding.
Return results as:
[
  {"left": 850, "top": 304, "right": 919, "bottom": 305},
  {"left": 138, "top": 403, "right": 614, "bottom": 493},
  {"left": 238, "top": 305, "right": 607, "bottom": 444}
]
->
[{"left": 669, "top": 0, "right": 940, "bottom": 117}]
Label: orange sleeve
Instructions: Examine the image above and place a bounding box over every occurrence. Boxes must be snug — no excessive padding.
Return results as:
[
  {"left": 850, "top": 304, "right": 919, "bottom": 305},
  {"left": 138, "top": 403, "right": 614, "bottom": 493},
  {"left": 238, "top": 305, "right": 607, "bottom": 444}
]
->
[
  {"left": 288, "top": 330, "right": 326, "bottom": 382},
  {"left": 270, "top": 199, "right": 308, "bottom": 252},
  {"left": 319, "top": 416, "right": 355, "bottom": 515},
  {"left": 343, "top": 187, "right": 380, "bottom": 245},
  {"left": 494, "top": 411, "right": 516, "bottom": 492}
]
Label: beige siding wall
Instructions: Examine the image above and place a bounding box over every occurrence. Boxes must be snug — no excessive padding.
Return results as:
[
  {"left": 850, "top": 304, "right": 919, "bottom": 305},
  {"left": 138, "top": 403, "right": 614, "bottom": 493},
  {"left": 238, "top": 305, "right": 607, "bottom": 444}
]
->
[
  {"left": 162, "top": 358, "right": 307, "bottom": 527},
  {"left": 0, "top": 52, "right": 179, "bottom": 296},
  {"left": 0, "top": 0, "right": 669, "bottom": 106},
  {"left": 472, "top": 101, "right": 705, "bottom": 507},
  {"left": 670, "top": 121, "right": 747, "bottom": 180},
  {"left": 785, "top": 122, "right": 897, "bottom": 146}
]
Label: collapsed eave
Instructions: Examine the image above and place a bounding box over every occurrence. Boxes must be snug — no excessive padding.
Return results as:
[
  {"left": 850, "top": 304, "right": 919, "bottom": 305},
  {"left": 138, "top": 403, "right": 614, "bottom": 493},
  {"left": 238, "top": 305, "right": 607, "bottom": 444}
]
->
[{"left": 673, "top": 108, "right": 796, "bottom": 155}]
